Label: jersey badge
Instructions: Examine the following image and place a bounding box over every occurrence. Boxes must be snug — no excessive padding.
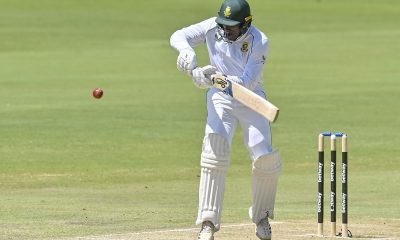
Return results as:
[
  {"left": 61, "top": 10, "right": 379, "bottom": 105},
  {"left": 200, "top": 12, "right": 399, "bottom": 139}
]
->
[{"left": 241, "top": 42, "right": 249, "bottom": 53}]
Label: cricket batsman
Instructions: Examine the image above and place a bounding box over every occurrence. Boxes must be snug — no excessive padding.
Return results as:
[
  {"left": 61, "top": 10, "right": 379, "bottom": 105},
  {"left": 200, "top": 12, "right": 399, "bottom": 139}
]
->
[{"left": 170, "top": 0, "right": 282, "bottom": 239}]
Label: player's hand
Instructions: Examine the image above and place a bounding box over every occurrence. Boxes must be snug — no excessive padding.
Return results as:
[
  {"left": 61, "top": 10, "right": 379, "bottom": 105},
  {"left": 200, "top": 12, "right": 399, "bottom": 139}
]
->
[
  {"left": 192, "top": 65, "right": 217, "bottom": 89},
  {"left": 177, "top": 49, "right": 198, "bottom": 76},
  {"left": 211, "top": 73, "right": 233, "bottom": 96}
]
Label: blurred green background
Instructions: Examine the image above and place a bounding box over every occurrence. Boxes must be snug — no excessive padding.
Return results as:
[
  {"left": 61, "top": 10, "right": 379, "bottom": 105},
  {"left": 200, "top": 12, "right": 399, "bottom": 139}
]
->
[{"left": 0, "top": 0, "right": 399, "bottom": 239}]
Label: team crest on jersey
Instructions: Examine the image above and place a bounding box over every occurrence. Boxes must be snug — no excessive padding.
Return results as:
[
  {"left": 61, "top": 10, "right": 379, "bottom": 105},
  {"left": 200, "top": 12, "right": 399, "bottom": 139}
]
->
[
  {"left": 224, "top": 6, "right": 231, "bottom": 18},
  {"left": 241, "top": 42, "right": 249, "bottom": 52}
]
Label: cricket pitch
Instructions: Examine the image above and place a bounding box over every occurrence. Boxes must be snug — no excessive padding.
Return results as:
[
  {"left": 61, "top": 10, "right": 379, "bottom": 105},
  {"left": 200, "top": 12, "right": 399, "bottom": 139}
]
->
[{"left": 69, "top": 219, "right": 400, "bottom": 240}]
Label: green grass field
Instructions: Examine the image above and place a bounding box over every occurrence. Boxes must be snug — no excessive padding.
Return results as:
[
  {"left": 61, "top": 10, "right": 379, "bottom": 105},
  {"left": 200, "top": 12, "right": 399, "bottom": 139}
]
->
[{"left": 1, "top": 0, "right": 399, "bottom": 239}]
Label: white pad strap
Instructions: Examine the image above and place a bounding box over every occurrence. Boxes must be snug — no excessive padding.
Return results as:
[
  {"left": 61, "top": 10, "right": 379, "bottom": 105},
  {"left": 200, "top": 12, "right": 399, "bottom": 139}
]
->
[
  {"left": 250, "top": 150, "right": 283, "bottom": 224},
  {"left": 196, "top": 134, "right": 230, "bottom": 230}
]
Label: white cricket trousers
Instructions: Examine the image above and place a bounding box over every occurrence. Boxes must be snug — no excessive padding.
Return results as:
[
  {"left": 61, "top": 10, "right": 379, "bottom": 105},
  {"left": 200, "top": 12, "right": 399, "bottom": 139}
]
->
[{"left": 205, "top": 89, "right": 272, "bottom": 160}]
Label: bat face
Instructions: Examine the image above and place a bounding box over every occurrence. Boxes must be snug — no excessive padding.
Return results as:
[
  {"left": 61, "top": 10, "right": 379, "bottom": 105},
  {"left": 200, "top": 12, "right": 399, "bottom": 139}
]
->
[{"left": 230, "top": 81, "right": 279, "bottom": 123}]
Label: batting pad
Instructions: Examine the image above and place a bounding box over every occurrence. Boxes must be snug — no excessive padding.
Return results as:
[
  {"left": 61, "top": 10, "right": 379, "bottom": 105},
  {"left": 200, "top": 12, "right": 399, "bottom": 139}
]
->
[
  {"left": 249, "top": 150, "right": 283, "bottom": 224},
  {"left": 196, "top": 134, "right": 230, "bottom": 230}
]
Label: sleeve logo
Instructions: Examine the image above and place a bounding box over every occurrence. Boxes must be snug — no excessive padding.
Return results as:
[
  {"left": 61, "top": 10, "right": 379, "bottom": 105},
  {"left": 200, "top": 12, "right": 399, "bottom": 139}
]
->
[{"left": 261, "top": 55, "right": 266, "bottom": 64}]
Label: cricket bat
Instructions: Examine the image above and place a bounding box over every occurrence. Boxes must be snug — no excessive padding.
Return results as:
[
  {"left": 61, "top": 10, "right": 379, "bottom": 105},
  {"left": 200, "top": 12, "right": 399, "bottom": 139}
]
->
[
  {"left": 228, "top": 81, "right": 279, "bottom": 123},
  {"left": 211, "top": 73, "right": 280, "bottom": 123}
]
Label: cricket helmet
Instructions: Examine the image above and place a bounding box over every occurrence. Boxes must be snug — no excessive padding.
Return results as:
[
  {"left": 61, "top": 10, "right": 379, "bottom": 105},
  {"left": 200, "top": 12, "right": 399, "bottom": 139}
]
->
[
  {"left": 216, "top": 0, "right": 252, "bottom": 26},
  {"left": 215, "top": 0, "right": 252, "bottom": 42}
]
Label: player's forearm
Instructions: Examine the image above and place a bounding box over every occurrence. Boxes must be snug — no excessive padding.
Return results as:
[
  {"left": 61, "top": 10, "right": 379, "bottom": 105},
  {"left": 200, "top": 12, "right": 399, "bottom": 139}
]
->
[
  {"left": 170, "top": 30, "right": 194, "bottom": 53},
  {"left": 170, "top": 20, "right": 209, "bottom": 52}
]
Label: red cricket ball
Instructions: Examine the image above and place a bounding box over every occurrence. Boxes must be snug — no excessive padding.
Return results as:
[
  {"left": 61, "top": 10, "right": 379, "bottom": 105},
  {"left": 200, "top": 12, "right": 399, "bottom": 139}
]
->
[{"left": 92, "top": 88, "right": 103, "bottom": 99}]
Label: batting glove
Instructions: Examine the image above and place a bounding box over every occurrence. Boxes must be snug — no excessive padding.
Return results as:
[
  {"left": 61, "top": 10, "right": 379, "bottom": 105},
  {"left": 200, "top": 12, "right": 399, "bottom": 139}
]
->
[
  {"left": 192, "top": 65, "right": 217, "bottom": 89},
  {"left": 177, "top": 49, "right": 198, "bottom": 76}
]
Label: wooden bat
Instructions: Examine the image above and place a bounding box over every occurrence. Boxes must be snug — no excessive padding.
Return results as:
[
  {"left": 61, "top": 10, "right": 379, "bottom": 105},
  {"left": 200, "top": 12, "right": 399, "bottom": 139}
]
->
[{"left": 212, "top": 74, "right": 279, "bottom": 123}]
